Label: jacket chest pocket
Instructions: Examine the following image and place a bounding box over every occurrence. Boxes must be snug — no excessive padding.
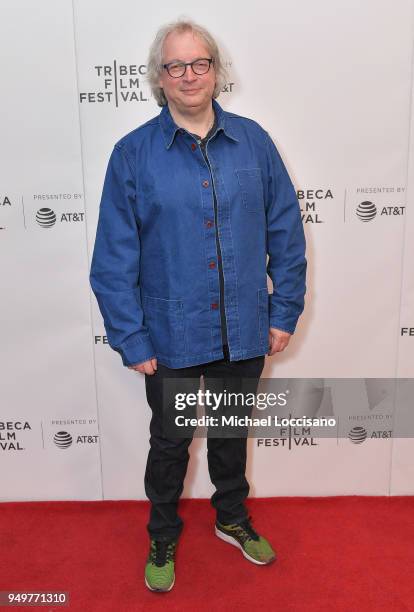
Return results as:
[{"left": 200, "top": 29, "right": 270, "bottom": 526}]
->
[
  {"left": 235, "top": 168, "right": 264, "bottom": 212},
  {"left": 143, "top": 295, "right": 186, "bottom": 357}
]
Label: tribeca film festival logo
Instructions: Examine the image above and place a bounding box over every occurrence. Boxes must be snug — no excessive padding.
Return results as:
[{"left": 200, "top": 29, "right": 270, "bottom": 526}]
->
[
  {"left": 0, "top": 421, "right": 31, "bottom": 451},
  {"left": 298, "top": 188, "right": 334, "bottom": 224},
  {"left": 79, "top": 60, "right": 235, "bottom": 107},
  {"left": 257, "top": 423, "right": 320, "bottom": 449}
]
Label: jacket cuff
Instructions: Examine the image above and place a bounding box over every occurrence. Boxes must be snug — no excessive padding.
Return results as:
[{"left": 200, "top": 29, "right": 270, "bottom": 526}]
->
[
  {"left": 269, "top": 311, "right": 297, "bottom": 335},
  {"left": 116, "top": 334, "right": 156, "bottom": 367}
]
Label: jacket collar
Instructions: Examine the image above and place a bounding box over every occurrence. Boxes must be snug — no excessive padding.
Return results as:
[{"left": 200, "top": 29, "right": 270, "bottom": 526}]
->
[{"left": 159, "top": 98, "right": 239, "bottom": 149}]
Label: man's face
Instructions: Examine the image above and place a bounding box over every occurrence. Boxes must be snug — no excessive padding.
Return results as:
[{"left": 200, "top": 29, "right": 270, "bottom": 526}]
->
[{"left": 158, "top": 30, "right": 216, "bottom": 115}]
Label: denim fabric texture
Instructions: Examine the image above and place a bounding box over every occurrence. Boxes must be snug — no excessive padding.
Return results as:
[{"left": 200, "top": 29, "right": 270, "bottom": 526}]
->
[{"left": 89, "top": 99, "right": 307, "bottom": 368}]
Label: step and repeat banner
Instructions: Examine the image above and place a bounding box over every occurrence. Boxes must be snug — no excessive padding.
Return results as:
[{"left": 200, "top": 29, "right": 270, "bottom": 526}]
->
[{"left": 1, "top": 0, "right": 413, "bottom": 501}]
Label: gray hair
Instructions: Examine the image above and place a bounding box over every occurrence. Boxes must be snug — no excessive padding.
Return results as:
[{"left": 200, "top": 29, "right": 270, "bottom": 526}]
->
[{"left": 146, "top": 18, "right": 227, "bottom": 107}]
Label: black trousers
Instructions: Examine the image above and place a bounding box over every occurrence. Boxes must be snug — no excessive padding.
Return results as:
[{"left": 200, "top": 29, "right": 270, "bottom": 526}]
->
[{"left": 144, "top": 352, "right": 265, "bottom": 541}]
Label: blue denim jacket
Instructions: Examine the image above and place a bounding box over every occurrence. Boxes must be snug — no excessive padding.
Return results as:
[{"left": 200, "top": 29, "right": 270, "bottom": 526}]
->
[{"left": 89, "top": 99, "right": 307, "bottom": 368}]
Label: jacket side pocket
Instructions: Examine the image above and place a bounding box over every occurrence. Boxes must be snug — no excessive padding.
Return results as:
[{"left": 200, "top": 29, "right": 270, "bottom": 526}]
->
[{"left": 143, "top": 295, "right": 186, "bottom": 357}]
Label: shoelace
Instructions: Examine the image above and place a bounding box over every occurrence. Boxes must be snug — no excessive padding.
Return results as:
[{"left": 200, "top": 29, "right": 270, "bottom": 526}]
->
[
  {"left": 150, "top": 540, "right": 176, "bottom": 567},
  {"left": 233, "top": 516, "right": 260, "bottom": 543}
]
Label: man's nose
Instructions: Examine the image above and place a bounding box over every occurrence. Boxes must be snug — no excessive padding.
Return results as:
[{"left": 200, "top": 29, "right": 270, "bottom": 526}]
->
[{"left": 182, "top": 65, "right": 197, "bottom": 81}]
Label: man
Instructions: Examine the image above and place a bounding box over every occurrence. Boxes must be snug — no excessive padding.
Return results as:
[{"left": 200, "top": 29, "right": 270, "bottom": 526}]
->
[{"left": 90, "top": 19, "right": 306, "bottom": 592}]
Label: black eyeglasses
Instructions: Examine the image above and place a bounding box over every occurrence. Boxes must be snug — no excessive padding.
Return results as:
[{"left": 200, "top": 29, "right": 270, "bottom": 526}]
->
[{"left": 162, "top": 58, "right": 214, "bottom": 78}]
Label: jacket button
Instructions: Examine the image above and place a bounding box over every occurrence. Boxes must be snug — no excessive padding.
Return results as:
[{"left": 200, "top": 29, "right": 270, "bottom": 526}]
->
[
  {"left": 202, "top": 180, "right": 209, "bottom": 188},
  {"left": 209, "top": 261, "right": 216, "bottom": 269},
  {"left": 206, "top": 220, "right": 214, "bottom": 228},
  {"left": 191, "top": 143, "right": 197, "bottom": 151},
  {"left": 211, "top": 303, "right": 219, "bottom": 310}
]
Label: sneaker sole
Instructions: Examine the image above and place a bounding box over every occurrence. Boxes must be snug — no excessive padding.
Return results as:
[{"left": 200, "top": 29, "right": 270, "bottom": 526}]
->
[
  {"left": 144, "top": 573, "right": 175, "bottom": 592},
  {"left": 215, "top": 526, "right": 276, "bottom": 565}
]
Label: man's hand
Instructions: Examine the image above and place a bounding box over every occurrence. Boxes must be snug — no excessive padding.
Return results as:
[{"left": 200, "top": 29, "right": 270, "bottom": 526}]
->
[
  {"left": 268, "top": 327, "right": 291, "bottom": 356},
  {"left": 128, "top": 358, "right": 158, "bottom": 375}
]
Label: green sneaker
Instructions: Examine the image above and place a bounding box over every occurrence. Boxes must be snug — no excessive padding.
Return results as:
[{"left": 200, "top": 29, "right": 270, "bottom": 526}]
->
[
  {"left": 215, "top": 515, "right": 276, "bottom": 565},
  {"left": 144, "top": 539, "right": 177, "bottom": 592}
]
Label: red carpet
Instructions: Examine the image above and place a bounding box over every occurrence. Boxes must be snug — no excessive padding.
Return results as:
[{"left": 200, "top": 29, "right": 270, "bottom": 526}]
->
[{"left": 0, "top": 496, "right": 413, "bottom": 611}]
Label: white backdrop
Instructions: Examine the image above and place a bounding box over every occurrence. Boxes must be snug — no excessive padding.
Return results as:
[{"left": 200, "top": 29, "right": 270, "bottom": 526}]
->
[{"left": 1, "top": 0, "right": 413, "bottom": 501}]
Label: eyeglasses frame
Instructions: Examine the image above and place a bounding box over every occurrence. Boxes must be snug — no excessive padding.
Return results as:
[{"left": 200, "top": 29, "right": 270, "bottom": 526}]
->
[{"left": 162, "top": 57, "right": 214, "bottom": 78}]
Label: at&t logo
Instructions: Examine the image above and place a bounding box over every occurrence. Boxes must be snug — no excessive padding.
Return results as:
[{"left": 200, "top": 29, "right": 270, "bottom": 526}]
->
[
  {"left": 356, "top": 201, "right": 405, "bottom": 222},
  {"left": 36, "top": 208, "right": 85, "bottom": 227},
  {"left": 54, "top": 431, "right": 73, "bottom": 448}
]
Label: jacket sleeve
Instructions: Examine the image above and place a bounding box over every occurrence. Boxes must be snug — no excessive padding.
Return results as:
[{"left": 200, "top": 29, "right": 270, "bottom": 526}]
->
[
  {"left": 89, "top": 143, "right": 156, "bottom": 366},
  {"left": 264, "top": 132, "right": 307, "bottom": 334}
]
